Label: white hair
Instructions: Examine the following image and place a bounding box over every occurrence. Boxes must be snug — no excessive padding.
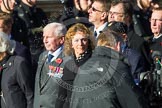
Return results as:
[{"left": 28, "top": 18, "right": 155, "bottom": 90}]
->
[
  {"left": 0, "top": 32, "right": 15, "bottom": 54},
  {"left": 43, "top": 22, "right": 67, "bottom": 37}
]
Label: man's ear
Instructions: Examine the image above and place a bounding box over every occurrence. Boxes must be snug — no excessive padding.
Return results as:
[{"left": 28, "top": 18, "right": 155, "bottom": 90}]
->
[
  {"left": 123, "top": 15, "right": 131, "bottom": 26},
  {"left": 122, "top": 33, "right": 127, "bottom": 41},
  {"left": 101, "top": 12, "right": 108, "bottom": 20},
  {"left": 74, "top": 0, "right": 78, "bottom": 4},
  {"left": 74, "top": 0, "right": 80, "bottom": 10},
  {"left": 60, "top": 36, "right": 65, "bottom": 45},
  {"left": 115, "top": 41, "right": 120, "bottom": 52}
]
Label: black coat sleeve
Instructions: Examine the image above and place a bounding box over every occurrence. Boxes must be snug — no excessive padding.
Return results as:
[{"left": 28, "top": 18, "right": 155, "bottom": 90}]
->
[
  {"left": 15, "top": 57, "right": 34, "bottom": 108},
  {"left": 56, "top": 61, "right": 77, "bottom": 108},
  {"left": 55, "top": 82, "right": 68, "bottom": 108},
  {"left": 112, "top": 63, "right": 150, "bottom": 108}
]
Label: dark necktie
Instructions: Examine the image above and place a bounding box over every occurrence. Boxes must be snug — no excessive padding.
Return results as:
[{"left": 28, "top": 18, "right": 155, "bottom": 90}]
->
[
  {"left": 40, "top": 54, "right": 54, "bottom": 85},
  {"left": 94, "top": 31, "right": 97, "bottom": 38},
  {"left": 48, "top": 54, "right": 54, "bottom": 63}
]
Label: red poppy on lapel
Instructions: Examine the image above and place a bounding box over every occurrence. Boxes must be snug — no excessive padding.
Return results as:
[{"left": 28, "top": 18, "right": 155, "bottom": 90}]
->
[
  {"left": 160, "top": 42, "right": 162, "bottom": 46},
  {"left": 55, "top": 58, "right": 63, "bottom": 64},
  {"left": 0, "top": 66, "right": 3, "bottom": 72},
  {"left": 49, "top": 65, "right": 55, "bottom": 71}
]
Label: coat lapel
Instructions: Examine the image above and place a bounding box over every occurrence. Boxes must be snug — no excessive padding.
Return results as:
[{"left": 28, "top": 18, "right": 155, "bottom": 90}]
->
[
  {"left": 36, "top": 52, "right": 48, "bottom": 90},
  {"left": 40, "top": 52, "right": 64, "bottom": 90},
  {"left": 102, "top": 22, "right": 108, "bottom": 32}
]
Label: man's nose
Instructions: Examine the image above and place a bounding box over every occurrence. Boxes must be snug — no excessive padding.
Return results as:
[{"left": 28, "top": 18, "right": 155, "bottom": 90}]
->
[
  {"left": 152, "top": 19, "right": 157, "bottom": 26},
  {"left": 108, "top": 14, "right": 114, "bottom": 22},
  {"left": 109, "top": 12, "right": 114, "bottom": 18},
  {"left": 88, "top": 7, "right": 92, "bottom": 13}
]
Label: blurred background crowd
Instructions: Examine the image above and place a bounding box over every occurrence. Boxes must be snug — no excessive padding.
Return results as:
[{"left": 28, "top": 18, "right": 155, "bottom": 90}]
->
[{"left": 0, "top": 0, "right": 162, "bottom": 108}]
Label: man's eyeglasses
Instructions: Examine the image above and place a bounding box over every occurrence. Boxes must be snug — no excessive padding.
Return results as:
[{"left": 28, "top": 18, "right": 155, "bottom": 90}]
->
[
  {"left": 109, "top": 11, "right": 125, "bottom": 15},
  {"left": 91, "top": 7, "right": 103, "bottom": 13}
]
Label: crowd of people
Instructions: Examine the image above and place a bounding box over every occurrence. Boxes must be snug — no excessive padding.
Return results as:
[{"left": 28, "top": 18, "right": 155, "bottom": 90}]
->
[{"left": 0, "top": 0, "right": 162, "bottom": 108}]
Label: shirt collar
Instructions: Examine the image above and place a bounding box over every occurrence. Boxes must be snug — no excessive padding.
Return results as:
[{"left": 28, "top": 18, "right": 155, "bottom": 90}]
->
[
  {"left": 48, "top": 46, "right": 63, "bottom": 62},
  {"left": 154, "top": 34, "right": 162, "bottom": 39},
  {"left": 8, "top": 34, "right": 12, "bottom": 39},
  {"left": 94, "top": 22, "right": 108, "bottom": 38}
]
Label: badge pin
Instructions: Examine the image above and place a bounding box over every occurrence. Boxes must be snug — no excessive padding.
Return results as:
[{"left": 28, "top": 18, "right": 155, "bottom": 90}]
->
[
  {"left": 97, "top": 67, "right": 103, "bottom": 72},
  {"left": 47, "top": 72, "right": 54, "bottom": 77}
]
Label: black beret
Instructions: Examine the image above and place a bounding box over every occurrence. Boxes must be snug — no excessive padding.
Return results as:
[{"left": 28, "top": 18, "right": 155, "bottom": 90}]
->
[{"left": 108, "top": 21, "right": 128, "bottom": 34}]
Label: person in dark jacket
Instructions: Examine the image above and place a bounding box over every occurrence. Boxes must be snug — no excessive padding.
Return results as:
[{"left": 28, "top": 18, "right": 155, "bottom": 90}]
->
[
  {"left": 108, "top": 0, "right": 151, "bottom": 71},
  {"left": 55, "top": 23, "right": 95, "bottom": 108},
  {"left": 0, "top": 0, "right": 48, "bottom": 73},
  {"left": 148, "top": 7, "right": 162, "bottom": 54},
  {"left": 0, "top": 12, "right": 31, "bottom": 63},
  {"left": 146, "top": 6, "right": 162, "bottom": 75},
  {"left": 0, "top": 31, "right": 34, "bottom": 108},
  {"left": 59, "top": 0, "right": 93, "bottom": 29},
  {"left": 1, "top": 0, "right": 48, "bottom": 48},
  {"left": 133, "top": 0, "right": 153, "bottom": 37},
  {"left": 70, "top": 31, "right": 149, "bottom": 108},
  {"left": 108, "top": 21, "right": 146, "bottom": 81}
]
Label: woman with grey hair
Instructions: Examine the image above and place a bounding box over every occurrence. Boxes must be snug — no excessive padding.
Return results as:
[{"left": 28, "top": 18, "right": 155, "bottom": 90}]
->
[{"left": 0, "top": 31, "right": 34, "bottom": 108}]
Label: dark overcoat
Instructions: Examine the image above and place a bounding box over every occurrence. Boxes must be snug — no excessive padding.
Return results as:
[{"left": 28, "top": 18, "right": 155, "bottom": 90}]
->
[
  {"left": 70, "top": 46, "right": 149, "bottom": 108},
  {"left": 0, "top": 55, "right": 34, "bottom": 108}
]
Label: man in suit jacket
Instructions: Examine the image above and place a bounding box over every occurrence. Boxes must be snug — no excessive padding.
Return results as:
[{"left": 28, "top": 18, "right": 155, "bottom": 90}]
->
[
  {"left": 149, "top": 7, "right": 162, "bottom": 53},
  {"left": 88, "top": 0, "right": 109, "bottom": 39},
  {"left": 147, "top": 7, "right": 162, "bottom": 71},
  {"left": 34, "top": 22, "right": 67, "bottom": 108}
]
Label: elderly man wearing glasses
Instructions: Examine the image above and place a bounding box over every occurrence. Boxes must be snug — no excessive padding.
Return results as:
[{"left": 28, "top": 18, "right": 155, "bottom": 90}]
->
[
  {"left": 88, "top": 0, "right": 109, "bottom": 39},
  {"left": 149, "top": 7, "right": 162, "bottom": 59}
]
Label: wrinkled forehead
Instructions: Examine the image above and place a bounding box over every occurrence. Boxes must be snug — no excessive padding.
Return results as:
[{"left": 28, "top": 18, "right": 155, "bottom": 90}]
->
[
  {"left": 27, "top": 0, "right": 36, "bottom": 2},
  {"left": 152, "top": 10, "right": 162, "bottom": 18},
  {"left": 0, "top": 0, "right": 15, "bottom": 6},
  {"left": 110, "top": 3, "right": 125, "bottom": 13},
  {"left": 92, "top": 1, "right": 104, "bottom": 9},
  {"left": 73, "top": 31, "right": 88, "bottom": 38}
]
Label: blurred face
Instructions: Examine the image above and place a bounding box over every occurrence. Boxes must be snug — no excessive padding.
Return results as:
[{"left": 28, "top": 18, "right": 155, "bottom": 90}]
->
[
  {"left": 88, "top": 1, "right": 105, "bottom": 25},
  {"left": 75, "top": 0, "right": 92, "bottom": 12},
  {"left": 150, "top": 0, "right": 159, "bottom": 9},
  {"left": 140, "top": 0, "right": 151, "bottom": 9},
  {"left": 0, "top": 20, "right": 11, "bottom": 34},
  {"left": 27, "top": 0, "right": 36, "bottom": 2},
  {"left": 22, "top": 0, "right": 36, "bottom": 7},
  {"left": 0, "top": 0, "right": 2, "bottom": 5},
  {"left": 72, "top": 31, "right": 89, "bottom": 57},
  {"left": 108, "top": 3, "right": 125, "bottom": 23},
  {"left": 43, "top": 30, "right": 64, "bottom": 52},
  {"left": 0, "top": 0, "right": 15, "bottom": 13},
  {"left": 0, "top": 20, "right": 5, "bottom": 31},
  {"left": 150, "top": 10, "right": 162, "bottom": 37}
]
